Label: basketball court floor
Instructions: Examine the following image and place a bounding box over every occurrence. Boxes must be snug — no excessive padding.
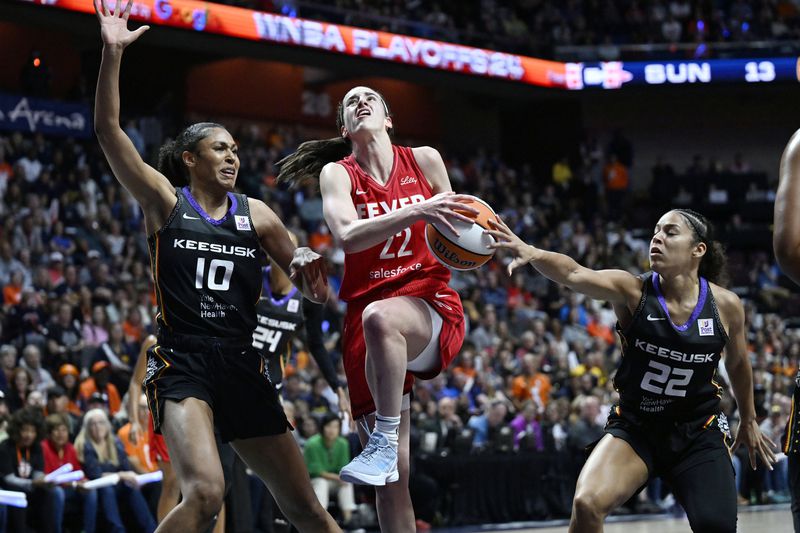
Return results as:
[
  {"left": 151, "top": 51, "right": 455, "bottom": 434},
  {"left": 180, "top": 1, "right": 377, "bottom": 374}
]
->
[{"left": 429, "top": 504, "right": 792, "bottom": 532}]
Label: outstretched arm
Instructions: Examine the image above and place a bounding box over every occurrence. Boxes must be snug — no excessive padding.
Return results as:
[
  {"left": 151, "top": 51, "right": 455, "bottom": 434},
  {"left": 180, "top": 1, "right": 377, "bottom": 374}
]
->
[
  {"left": 93, "top": 0, "right": 174, "bottom": 232},
  {"left": 721, "top": 292, "right": 776, "bottom": 469},
  {"left": 319, "top": 147, "right": 478, "bottom": 253},
  {"left": 485, "top": 217, "right": 641, "bottom": 305},
  {"left": 775, "top": 129, "right": 800, "bottom": 284}
]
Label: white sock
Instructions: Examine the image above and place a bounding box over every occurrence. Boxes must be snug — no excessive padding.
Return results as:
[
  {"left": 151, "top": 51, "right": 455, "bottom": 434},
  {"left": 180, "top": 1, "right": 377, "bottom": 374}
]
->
[{"left": 374, "top": 413, "right": 400, "bottom": 450}]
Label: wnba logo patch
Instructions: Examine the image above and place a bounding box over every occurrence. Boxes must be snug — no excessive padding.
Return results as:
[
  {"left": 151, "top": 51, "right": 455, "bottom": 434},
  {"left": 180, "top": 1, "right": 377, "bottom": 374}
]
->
[{"left": 697, "top": 318, "right": 714, "bottom": 336}]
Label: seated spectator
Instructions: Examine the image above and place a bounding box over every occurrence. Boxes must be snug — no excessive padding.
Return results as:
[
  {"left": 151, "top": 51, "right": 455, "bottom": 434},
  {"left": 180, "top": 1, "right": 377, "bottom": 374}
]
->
[
  {"left": 117, "top": 394, "right": 157, "bottom": 475},
  {"left": 9, "top": 366, "right": 34, "bottom": 413},
  {"left": 41, "top": 413, "right": 98, "bottom": 533},
  {"left": 417, "top": 396, "right": 463, "bottom": 454},
  {"left": 79, "top": 361, "right": 121, "bottom": 415},
  {"left": 0, "top": 344, "right": 17, "bottom": 394},
  {"left": 57, "top": 364, "right": 84, "bottom": 417},
  {"left": 19, "top": 344, "right": 56, "bottom": 394},
  {"left": 306, "top": 376, "right": 333, "bottom": 417},
  {"left": 0, "top": 407, "right": 59, "bottom": 532},
  {"left": 46, "top": 302, "right": 84, "bottom": 368},
  {"left": 45, "top": 385, "right": 81, "bottom": 438},
  {"left": 566, "top": 395, "right": 604, "bottom": 462},
  {"left": 510, "top": 353, "right": 551, "bottom": 411},
  {"left": 82, "top": 305, "right": 110, "bottom": 350},
  {"left": 467, "top": 400, "right": 508, "bottom": 449},
  {"left": 509, "top": 400, "right": 544, "bottom": 451},
  {"left": 304, "top": 414, "right": 357, "bottom": 526},
  {"left": 75, "top": 408, "right": 156, "bottom": 533},
  {"left": 96, "top": 322, "right": 137, "bottom": 386}
]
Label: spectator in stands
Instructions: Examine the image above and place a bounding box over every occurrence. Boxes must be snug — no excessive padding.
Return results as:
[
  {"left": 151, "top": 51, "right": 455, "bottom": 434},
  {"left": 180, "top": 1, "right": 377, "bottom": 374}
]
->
[
  {"left": 510, "top": 353, "right": 551, "bottom": 412},
  {"left": 304, "top": 414, "right": 357, "bottom": 526},
  {"left": 41, "top": 413, "right": 98, "bottom": 533},
  {"left": 75, "top": 408, "right": 156, "bottom": 532},
  {"left": 418, "top": 397, "right": 463, "bottom": 454},
  {"left": 20, "top": 344, "right": 56, "bottom": 394},
  {"left": 467, "top": 399, "right": 508, "bottom": 449},
  {"left": 602, "top": 154, "right": 629, "bottom": 211},
  {"left": 0, "top": 407, "right": 59, "bottom": 532},
  {"left": 118, "top": 394, "right": 157, "bottom": 475},
  {"left": 82, "top": 305, "right": 110, "bottom": 349},
  {"left": 509, "top": 399, "right": 544, "bottom": 451},
  {"left": 9, "top": 367, "right": 34, "bottom": 412},
  {"left": 47, "top": 302, "right": 84, "bottom": 368},
  {"left": 566, "top": 395, "right": 604, "bottom": 456},
  {"left": 57, "top": 364, "right": 84, "bottom": 417},
  {"left": 45, "top": 386, "right": 80, "bottom": 438},
  {"left": 0, "top": 344, "right": 17, "bottom": 394},
  {"left": 79, "top": 361, "right": 121, "bottom": 416}
]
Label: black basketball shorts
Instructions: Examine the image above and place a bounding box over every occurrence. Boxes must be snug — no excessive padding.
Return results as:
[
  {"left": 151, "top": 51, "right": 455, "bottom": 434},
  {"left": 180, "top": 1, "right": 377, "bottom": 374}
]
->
[{"left": 144, "top": 331, "right": 290, "bottom": 443}]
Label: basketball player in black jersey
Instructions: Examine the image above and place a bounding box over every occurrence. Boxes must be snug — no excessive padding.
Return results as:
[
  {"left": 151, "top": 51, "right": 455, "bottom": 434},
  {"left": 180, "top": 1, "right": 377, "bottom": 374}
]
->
[
  {"left": 254, "top": 232, "right": 350, "bottom": 418},
  {"left": 775, "top": 130, "right": 800, "bottom": 531},
  {"left": 93, "top": 3, "right": 339, "bottom": 533},
  {"left": 486, "top": 210, "right": 776, "bottom": 532}
]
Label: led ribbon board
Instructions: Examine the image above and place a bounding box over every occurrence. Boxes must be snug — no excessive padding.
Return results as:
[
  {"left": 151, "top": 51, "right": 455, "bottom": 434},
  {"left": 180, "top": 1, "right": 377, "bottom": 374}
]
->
[{"left": 21, "top": 0, "right": 568, "bottom": 88}]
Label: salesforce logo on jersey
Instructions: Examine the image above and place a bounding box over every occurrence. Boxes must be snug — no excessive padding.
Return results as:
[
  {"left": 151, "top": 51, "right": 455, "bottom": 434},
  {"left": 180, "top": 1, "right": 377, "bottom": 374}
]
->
[{"left": 0, "top": 93, "right": 91, "bottom": 138}]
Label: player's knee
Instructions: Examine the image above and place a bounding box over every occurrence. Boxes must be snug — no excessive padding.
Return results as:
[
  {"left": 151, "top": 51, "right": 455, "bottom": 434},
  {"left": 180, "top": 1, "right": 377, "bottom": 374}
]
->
[
  {"left": 572, "top": 491, "right": 607, "bottom": 521},
  {"left": 186, "top": 479, "right": 224, "bottom": 519},
  {"left": 362, "top": 302, "right": 396, "bottom": 336}
]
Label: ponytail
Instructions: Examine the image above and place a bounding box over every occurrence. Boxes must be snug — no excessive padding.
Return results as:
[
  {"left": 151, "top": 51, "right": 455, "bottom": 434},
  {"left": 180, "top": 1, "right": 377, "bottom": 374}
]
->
[
  {"left": 157, "top": 140, "right": 187, "bottom": 187},
  {"left": 674, "top": 208, "right": 729, "bottom": 286},
  {"left": 276, "top": 137, "right": 352, "bottom": 190},
  {"left": 156, "top": 122, "right": 225, "bottom": 187}
]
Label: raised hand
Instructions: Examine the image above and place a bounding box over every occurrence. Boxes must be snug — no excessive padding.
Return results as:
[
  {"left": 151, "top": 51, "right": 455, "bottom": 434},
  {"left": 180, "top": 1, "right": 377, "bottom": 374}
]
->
[
  {"left": 94, "top": 0, "right": 150, "bottom": 48},
  {"left": 417, "top": 192, "right": 480, "bottom": 236},
  {"left": 290, "top": 247, "right": 329, "bottom": 303},
  {"left": 485, "top": 216, "right": 539, "bottom": 275}
]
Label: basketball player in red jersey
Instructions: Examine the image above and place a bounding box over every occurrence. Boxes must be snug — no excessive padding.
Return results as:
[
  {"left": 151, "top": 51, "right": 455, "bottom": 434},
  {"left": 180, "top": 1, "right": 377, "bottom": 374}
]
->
[{"left": 278, "top": 86, "right": 478, "bottom": 531}]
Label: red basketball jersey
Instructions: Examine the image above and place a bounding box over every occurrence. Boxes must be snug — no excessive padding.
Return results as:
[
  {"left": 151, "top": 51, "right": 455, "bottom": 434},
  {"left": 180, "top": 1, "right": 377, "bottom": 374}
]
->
[{"left": 337, "top": 145, "right": 451, "bottom": 302}]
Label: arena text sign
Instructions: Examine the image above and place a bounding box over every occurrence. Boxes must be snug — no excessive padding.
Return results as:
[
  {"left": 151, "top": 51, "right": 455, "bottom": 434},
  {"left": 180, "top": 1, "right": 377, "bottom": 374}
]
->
[{"left": 26, "top": 0, "right": 568, "bottom": 88}]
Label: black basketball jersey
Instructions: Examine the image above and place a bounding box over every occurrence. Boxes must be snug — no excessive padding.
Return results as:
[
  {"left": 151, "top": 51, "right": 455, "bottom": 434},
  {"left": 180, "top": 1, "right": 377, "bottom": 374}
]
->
[
  {"left": 148, "top": 187, "right": 263, "bottom": 338},
  {"left": 614, "top": 272, "right": 728, "bottom": 419},
  {"left": 253, "top": 266, "right": 305, "bottom": 383}
]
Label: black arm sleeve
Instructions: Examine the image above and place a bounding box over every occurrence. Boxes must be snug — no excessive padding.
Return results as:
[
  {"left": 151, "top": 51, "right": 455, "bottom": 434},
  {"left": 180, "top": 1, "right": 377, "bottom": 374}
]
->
[{"left": 302, "top": 299, "right": 340, "bottom": 390}]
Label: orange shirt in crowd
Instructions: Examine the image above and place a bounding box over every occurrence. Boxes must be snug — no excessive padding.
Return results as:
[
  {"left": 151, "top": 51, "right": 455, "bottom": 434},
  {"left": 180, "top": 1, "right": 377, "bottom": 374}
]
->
[
  {"left": 118, "top": 422, "right": 157, "bottom": 473},
  {"left": 3, "top": 284, "right": 21, "bottom": 306},
  {"left": 511, "top": 373, "right": 552, "bottom": 407},
  {"left": 79, "top": 378, "right": 121, "bottom": 415},
  {"left": 603, "top": 161, "right": 629, "bottom": 191}
]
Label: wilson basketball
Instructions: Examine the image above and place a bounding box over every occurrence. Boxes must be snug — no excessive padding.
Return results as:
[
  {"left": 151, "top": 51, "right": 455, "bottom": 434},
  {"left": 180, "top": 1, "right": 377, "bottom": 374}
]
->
[{"left": 425, "top": 196, "right": 497, "bottom": 271}]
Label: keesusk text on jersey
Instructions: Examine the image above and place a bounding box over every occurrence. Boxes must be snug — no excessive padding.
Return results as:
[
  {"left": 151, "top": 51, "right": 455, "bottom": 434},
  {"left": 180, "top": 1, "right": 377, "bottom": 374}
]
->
[
  {"left": 635, "top": 338, "right": 715, "bottom": 363},
  {"left": 173, "top": 238, "right": 257, "bottom": 258}
]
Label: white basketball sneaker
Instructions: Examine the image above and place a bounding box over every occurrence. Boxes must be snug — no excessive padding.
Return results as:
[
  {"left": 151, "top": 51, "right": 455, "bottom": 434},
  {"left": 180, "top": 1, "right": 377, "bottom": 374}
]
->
[{"left": 339, "top": 432, "right": 399, "bottom": 486}]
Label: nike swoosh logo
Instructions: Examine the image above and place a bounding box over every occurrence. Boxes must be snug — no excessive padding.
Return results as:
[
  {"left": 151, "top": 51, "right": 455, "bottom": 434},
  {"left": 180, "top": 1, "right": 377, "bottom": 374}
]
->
[
  {"left": 647, "top": 314, "right": 666, "bottom": 321},
  {"left": 183, "top": 213, "right": 200, "bottom": 220},
  {"left": 435, "top": 292, "right": 448, "bottom": 298},
  {"left": 355, "top": 190, "right": 367, "bottom": 195}
]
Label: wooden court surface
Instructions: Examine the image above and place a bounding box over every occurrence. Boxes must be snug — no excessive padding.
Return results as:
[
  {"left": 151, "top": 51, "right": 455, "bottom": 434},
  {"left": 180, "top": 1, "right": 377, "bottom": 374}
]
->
[{"left": 430, "top": 504, "right": 792, "bottom": 532}]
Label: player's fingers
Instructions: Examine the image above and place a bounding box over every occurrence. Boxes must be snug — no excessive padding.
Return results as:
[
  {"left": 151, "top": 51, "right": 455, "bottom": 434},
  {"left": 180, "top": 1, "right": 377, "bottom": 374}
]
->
[
  {"left": 439, "top": 218, "right": 461, "bottom": 237},
  {"left": 123, "top": 0, "right": 133, "bottom": 18},
  {"left": 447, "top": 212, "right": 475, "bottom": 224},
  {"left": 93, "top": 0, "right": 103, "bottom": 18},
  {"left": 764, "top": 434, "right": 777, "bottom": 450},
  {"left": 749, "top": 448, "right": 757, "bottom": 470},
  {"left": 131, "top": 26, "right": 149, "bottom": 40},
  {"left": 113, "top": 0, "right": 121, "bottom": 17}
]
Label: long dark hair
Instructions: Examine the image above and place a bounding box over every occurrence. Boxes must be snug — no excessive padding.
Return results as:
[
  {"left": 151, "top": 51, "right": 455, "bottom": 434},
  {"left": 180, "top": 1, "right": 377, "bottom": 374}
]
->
[
  {"left": 673, "top": 208, "right": 729, "bottom": 286},
  {"left": 157, "top": 122, "right": 226, "bottom": 187},
  {"left": 277, "top": 89, "right": 393, "bottom": 189}
]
